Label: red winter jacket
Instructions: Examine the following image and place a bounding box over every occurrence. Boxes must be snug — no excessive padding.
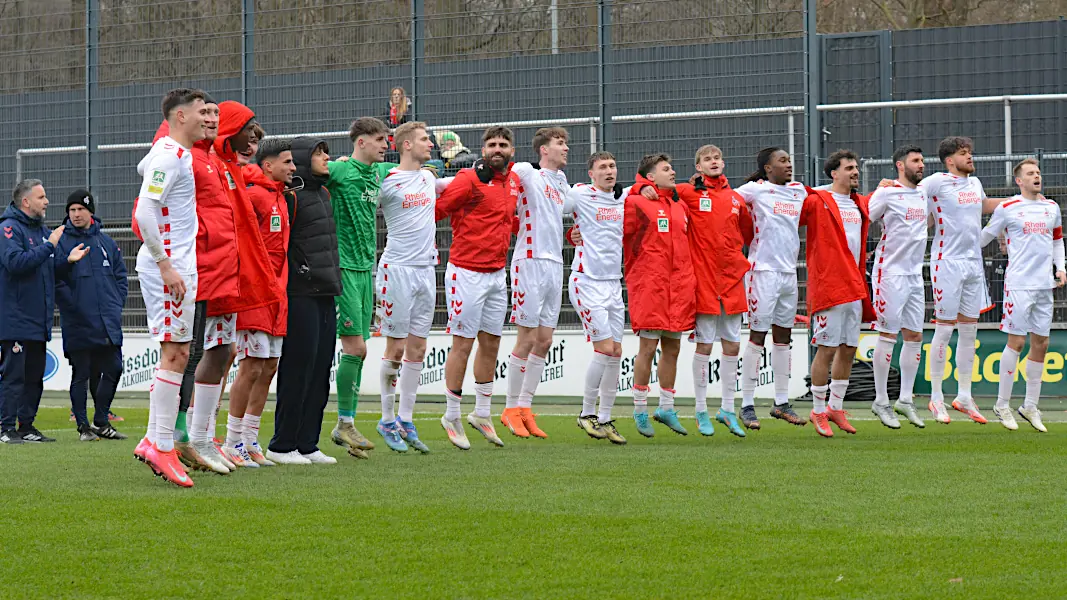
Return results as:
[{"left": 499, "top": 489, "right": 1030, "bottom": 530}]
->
[
  {"left": 435, "top": 164, "right": 520, "bottom": 272},
  {"left": 676, "top": 175, "right": 753, "bottom": 316},
  {"left": 206, "top": 101, "right": 284, "bottom": 317},
  {"left": 800, "top": 187, "right": 875, "bottom": 320},
  {"left": 236, "top": 164, "right": 291, "bottom": 336},
  {"left": 623, "top": 175, "right": 696, "bottom": 333}
]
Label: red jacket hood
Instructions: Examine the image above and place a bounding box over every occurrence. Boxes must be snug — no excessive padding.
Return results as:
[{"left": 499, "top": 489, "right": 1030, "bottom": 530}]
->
[
  {"left": 696, "top": 174, "right": 731, "bottom": 191},
  {"left": 213, "top": 100, "right": 254, "bottom": 161}
]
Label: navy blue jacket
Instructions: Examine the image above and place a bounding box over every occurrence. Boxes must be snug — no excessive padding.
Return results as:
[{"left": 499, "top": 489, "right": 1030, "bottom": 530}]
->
[
  {"left": 55, "top": 217, "right": 127, "bottom": 355},
  {"left": 0, "top": 203, "right": 58, "bottom": 342}
]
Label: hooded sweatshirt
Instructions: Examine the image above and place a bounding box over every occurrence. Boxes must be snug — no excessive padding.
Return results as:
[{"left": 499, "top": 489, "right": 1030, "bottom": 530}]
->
[
  {"left": 236, "top": 163, "right": 292, "bottom": 336},
  {"left": 288, "top": 137, "right": 342, "bottom": 297}
]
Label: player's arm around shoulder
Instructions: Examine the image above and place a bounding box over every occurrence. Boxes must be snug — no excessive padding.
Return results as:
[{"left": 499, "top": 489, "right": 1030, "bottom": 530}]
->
[{"left": 979, "top": 203, "right": 1007, "bottom": 247}]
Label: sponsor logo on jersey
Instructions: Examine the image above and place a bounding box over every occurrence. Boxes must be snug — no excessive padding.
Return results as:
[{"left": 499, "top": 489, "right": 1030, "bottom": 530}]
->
[
  {"left": 657, "top": 217, "right": 670, "bottom": 233},
  {"left": 905, "top": 207, "right": 925, "bottom": 221},
  {"left": 151, "top": 170, "right": 166, "bottom": 185},
  {"left": 402, "top": 191, "right": 432, "bottom": 208},
  {"left": 544, "top": 185, "right": 564, "bottom": 206},
  {"left": 841, "top": 209, "right": 862, "bottom": 225},
  {"left": 270, "top": 215, "right": 282, "bottom": 232},
  {"left": 1022, "top": 221, "right": 1050, "bottom": 235},
  {"left": 957, "top": 190, "right": 981, "bottom": 205},
  {"left": 699, "top": 197, "right": 712, "bottom": 212},
  {"left": 596, "top": 207, "right": 622, "bottom": 221},
  {"left": 773, "top": 201, "right": 799, "bottom": 216}
]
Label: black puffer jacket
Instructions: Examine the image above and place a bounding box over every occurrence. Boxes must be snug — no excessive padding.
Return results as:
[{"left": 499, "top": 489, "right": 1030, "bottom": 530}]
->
[{"left": 287, "top": 137, "right": 342, "bottom": 297}]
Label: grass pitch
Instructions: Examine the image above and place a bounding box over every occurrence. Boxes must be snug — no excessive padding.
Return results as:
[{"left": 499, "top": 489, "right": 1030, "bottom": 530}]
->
[{"left": 2, "top": 399, "right": 1066, "bottom": 599}]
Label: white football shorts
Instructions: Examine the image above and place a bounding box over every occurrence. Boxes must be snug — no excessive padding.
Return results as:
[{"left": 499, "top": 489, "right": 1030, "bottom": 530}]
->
[
  {"left": 376, "top": 262, "right": 436, "bottom": 339},
  {"left": 872, "top": 273, "right": 925, "bottom": 334},
  {"left": 931, "top": 258, "right": 991, "bottom": 320},
  {"left": 509, "top": 258, "right": 563, "bottom": 329},
  {"left": 746, "top": 270, "right": 798, "bottom": 332},
  {"left": 812, "top": 300, "right": 862, "bottom": 348},
  {"left": 235, "top": 330, "right": 284, "bottom": 360},
  {"left": 1001, "top": 288, "right": 1053, "bottom": 337},
  {"left": 140, "top": 269, "right": 198, "bottom": 344},
  {"left": 568, "top": 273, "right": 625, "bottom": 343},
  {"left": 445, "top": 263, "right": 508, "bottom": 339},
  {"left": 203, "top": 313, "right": 237, "bottom": 351}
]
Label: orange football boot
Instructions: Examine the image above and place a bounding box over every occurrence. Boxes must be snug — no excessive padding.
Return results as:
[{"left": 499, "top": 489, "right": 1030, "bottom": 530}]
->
[{"left": 500, "top": 407, "right": 530, "bottom": 438}]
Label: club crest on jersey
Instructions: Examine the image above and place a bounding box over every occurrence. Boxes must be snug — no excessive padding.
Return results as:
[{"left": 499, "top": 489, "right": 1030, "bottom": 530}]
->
[
  {"left": 270, "top": 215, "right": 282, "bottom": 232},
  {"left": 699, "top": 198, "right": 712, "bottom": 212},
  {"left": 225, "top": 171, "right": 237, "bottom": 190},
  {"left": 657, "top": 217, "right": 670, "bottom": 233},
  {"left": 12, "top": 342, "right": 21, "bottom": 354}
]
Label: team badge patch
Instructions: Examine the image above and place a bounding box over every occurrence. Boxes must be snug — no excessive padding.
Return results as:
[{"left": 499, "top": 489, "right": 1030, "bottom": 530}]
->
[
  {"left": 270, "top": 215, "right": 282, "bottom": 232},
  {"left": 225, "top": 171, "right": 237, "bottom": 190},
  {"left": 12, "top": 342, "right": 22, "bottom": 354},
  {"left": 699, "top": 198, "right": 712, "bottom": 212},
  {"left": 657, "top": 217, "right": 670, "bottom": 233}
]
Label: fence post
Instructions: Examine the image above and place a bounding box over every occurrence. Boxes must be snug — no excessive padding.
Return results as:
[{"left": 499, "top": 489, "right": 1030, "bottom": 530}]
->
[
  {"left": 1036, "top": 147, "right": 1044, "bottom": 175},
  {"left": 1003, "top": 97, "right": 1012, "bottom": 186},
  {"left": 86, "top": 0, "right": 99, "bottom": 190},
  {"left": 597, "top": 0, "right": 613, "bottom": 152},
  {"left": 411, "top": 0, "right": 425, "bottom": 120},
  {"left": 242, "top": 0, "right": 254, "bottom": 106},
  {"left": 879, "top": 30, "right": 893, "bottom": 161},
  {"left": 803, "top": 0, "right": 820, "bottom": 184}
]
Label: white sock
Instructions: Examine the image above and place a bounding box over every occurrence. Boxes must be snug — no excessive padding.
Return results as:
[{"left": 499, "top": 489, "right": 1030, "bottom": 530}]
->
[
  {"left": 829, "top": 379, "right": 849, "bottom": 411},
  {"left": 190, "top": 382, "right": 221, "bottom": 445},
  {"left": 380, "top": 359, "right": 401, "bottom": 422},
  {"left": 150, "top": 370, "right": 183, "bottom": 451},
  {"left": 996, "top": 346, "right": 1019, "bottom": 409},
  {"left": 772, "top": 343, "right": 790, "bottom": 406},
  {"left": 147, "top": 369, "right": 160, "bottom": 444},
  {"left": 445, "top": 389, "right": 462, "bottom": 420},
  {"left": 898, "top": 341, "right": 922, "bottom": 404},
  {"left": 633, "top": 385, "right": 649, "bottom": 413},
  {"left": 241, "top": 413, "right": 261, "bottom": 447},
  {"left": 720, "top": 354, "right": 739, "bottom": 412},
  {"left": 658, "top": 387, "right": 675, "bottom": 410},
  {"left": 955, "top": 322, "right": 978, "bottom": 400},
  {"left": 741, "top": 342, "right": 762, "bottom": 408},
  {"left": 929, "top": 323, "right": 954, "bottom": 404},
  {"left": 692, "top": 352, "right": 711, "bottom": 413},
  {"left": 873, "top": 337, "right": 895, "bottom": 407},
  {"left": 583, "top": 353, "right": 610, "bottom": 417},
  {"left": 340, "top": 414, "right": 355, "bottom": 424},
  {"left": 597, "top": 357, "right": 621, "bottom": 423},
  {"left": 811, "top": 384, "right": 828, "bottom": 414},
  {"left": 518, "top": 353, "right": 546, "bottom": 408},
  {"left": 1024, "top": 358, "right": 1044, "bottom": 410},
  {"left": 225, "top": 414, "right": 242, "bottom": 447},
  {"left": 474, "top": 381, "right": 493, "bottom": 418},
  {"left": 506, "top": 353, "right": 527, "bottom": 409},
  {"left": 397, "top": 360, "right": 423, "bottom": 422},
  {"left": 209, "top": 378, "right": 225, "bottom": 442}
]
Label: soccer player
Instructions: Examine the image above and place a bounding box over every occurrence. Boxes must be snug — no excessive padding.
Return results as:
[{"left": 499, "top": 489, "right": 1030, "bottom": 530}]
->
[
  {"left": 325, "top": 117, "right": 393, "bottom": 456},
  {"left": 132, "top": 88, "right": 210, "bottom": 487},
  {"left": 502, "top": 127, "right": 573, "bottom": 439},
  {"left": 374, "top": 121, "right": 438, "bottom": 454},
  {"left": 223, "top": 139, "right": 297, "bottom": 466},
  {"left": 981, "top": 158, "right": 1065, "bottom": 432},
  {"left": 434, "top": 127, "right": 519, "bottom": 450},
  {"left": 734, "top": 148, "right": 808, "bottom": 428},
  {"left": 675, "top": 145, "right": 752, "bottom": 438},
  {"left": 568, "top": 151, "right": 628, "bottom": 445},
  {"left": 922, "top": 137, "right": 1003, "bottom": 424},
  {"left": 624, "top": 154, "right": 696, "bottom": 437},
  {"left": 868, "top": 145, "right": 928, "bottom": 429},
  {"left": 801, "top": 150, "right": 876, "bottom": 437}
]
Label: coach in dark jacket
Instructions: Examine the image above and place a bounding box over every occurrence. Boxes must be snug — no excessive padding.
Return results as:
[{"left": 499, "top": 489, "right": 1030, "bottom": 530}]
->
[
  {"left": 0, "top": 179, "right": 88, "bottom": 444},
  {"left": 55, "top": 190, "right": 128, "bottom": 441},
  {"left": 269, "top": 137, "right": 341, "bottom": 463}
]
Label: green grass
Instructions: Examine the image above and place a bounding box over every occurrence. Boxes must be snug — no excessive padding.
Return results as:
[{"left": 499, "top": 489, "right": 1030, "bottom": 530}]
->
[{"left": 3, "top": 402, "right": 1066, "bottom": 599}]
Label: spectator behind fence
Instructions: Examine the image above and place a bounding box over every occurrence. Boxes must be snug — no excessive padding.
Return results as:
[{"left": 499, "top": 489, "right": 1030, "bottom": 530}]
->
[
  {"left": 435, "top": 130, "right": 476, "bottom": 170},
  {"left": 55, "top": 189, "right": 129, "bottom": 442},
  {"left": 0, "top": 179, "right": 89, "bottom": 444},
  {"left": 386, "top": 86, "right": 412, "bottom": 129}
]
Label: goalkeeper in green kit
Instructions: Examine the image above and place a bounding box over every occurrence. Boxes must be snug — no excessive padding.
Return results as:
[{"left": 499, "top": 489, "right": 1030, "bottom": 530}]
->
[{"left": 327, "top": 117, "right": 396, "bottom": 458}]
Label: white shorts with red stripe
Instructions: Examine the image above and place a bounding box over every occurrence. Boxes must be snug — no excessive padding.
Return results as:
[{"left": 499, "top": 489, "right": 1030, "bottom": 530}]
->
[
  {"left": 872, "top": 273, "right": 925, "bottom": 334},
  {"left": 1001, "top": 288, "right": 1053, "bottom": 337},
  {"left": 376, "top": 262, "right": 436, "bottom": 339},
  {"left": 931, "top": 258, "right": 990, "bottom": 320},
  {"left": 204, "top": 313, "right": 238, "bottom": 351},
  {"left": 745, "top": 270, "right": 798, "bottom": 332},
  {"left": 445, "top": 263, "right": 507, "bottom": 339},
  {"left": 236, "top": 330, "right": 284, "bottom": 360},
  {"left": 812, "top": 300, "right": 861, "bottom": 348},
  {"left": 568, "top": 273, "right": 624, "bottom": 343},
  {"left": 140, "top": 269, "right": 198, "bottom": 343},
  {"left": 509, "top": 258, "right": 563, "bottom": 329}
]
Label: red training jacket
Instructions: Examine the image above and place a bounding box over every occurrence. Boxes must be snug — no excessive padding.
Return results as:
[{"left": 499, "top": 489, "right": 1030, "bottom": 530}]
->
[
  {"left": 676, "top": 175, "right": 753, "bottom": 316},
  {"left": 623, "top": 175, "right": 696, "bottom": 333},
  {"left": 800, "top": 187, "right": 875, "bottom": 320},
  {"left": 236, "top": 164, "right": 291, "bottom": 337},
  {"left": 435, "top": 164, "right": 520, "bottom": 272}
]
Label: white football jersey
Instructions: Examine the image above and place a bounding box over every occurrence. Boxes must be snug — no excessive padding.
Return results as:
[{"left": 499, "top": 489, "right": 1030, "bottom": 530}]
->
[
  {"left": 981, "top": 195, "right": 1063, "bottom": 290},
  {"left": 512, "top": 162, "right": 573, "bottom": 263},
  {"left": 833, "top": 193, "right": 864, "bottom": 266},
  {"left": 735, "top": 180, "right": 807, "bottom": 272},
  {"left": 568, "top": 183, "right": 623, "bottom": 280},
  {"left": 379, "top": 169, "right": 438, "bottom": 266},
  {"left": 136, "top": 135, "right": 197, "bottom": 275},
  {"left": 922, "top": 172, "right": 986, "bottom": 262},
  {"left": 868, "top": 182, "right": 928, "bottom": 276}
]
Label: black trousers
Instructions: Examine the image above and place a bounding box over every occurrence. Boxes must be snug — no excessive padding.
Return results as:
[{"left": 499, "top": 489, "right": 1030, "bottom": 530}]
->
[
  {"left": 178, "top": 301, "right": 208, "bottom": 412},
  {"left": 69, "top": 345, "right": 123, "bottom": 427},
  {"left": 0, "top": 340, "right": 46, "bottom": 431},
  {"left": 270, "top": 295, "right": 335, "bottom": 454}
]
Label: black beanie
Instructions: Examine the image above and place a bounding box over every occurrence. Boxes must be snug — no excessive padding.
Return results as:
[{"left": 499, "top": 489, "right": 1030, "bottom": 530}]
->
[{"left": 66, "top": 189, "right": 95, "bottom": 214}]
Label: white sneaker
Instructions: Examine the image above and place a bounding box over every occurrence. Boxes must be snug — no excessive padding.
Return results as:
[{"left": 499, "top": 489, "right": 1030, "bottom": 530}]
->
[
  {"left": 1017, "top": 405, "right": 1047, "bottom": 433},
  {"left": 300, "top": 450, "right": 338, "bottom": 464},
  {"left": 893, "top": 400, "right": 926, "bottom": 428},
  {"left": 467, "top": 412, "right": 505, "bottom": 447},
  {"left": 213, "top": 443, "right": 237, "bottom": 470},
  {"left": 871, "top": 403, "right": 901, "bottom": 429},
  {"left": 192, "top": 440, "right": 232, "bottom": 474},
  {"left": 928, "top": 400, "right": 951, "bottom": 424},
  {"left": 993, "top": 405, "right": 1018, "bottom": 431},
  {"left": 265, "top": 450, "right": 312, "bottom": 465},
  {"left": 440, "top": 415, "right": 471, "bottom": 450},
  {"left": 223, "top": 443, "right": 259, "bottom": 468}
]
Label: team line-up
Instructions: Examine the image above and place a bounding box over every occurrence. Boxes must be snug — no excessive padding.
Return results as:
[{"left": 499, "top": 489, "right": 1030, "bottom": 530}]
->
[{"left": 51, "top": 89, "right": 1067, "bottom": 487}]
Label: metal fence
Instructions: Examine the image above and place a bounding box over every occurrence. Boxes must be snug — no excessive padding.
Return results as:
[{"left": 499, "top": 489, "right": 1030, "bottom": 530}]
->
[{"left": 2, "top": 2, "right": 1066, "bottom": 331}]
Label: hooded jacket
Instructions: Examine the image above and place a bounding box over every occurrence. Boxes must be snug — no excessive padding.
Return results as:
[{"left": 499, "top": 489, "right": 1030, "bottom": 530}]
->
[
  {"left": 623, "top": 175, "right": 697, "bottom": 333},
  {"left": 0, "top": 203, "right": 58, "bottom": 341},
  {"left": 54, "top": 216, "right": 127, "bottom": 354},
  {"left": 676, "top": 175, "right": 754, "bottom": 316},
  {"left": 434, "top": 163, "right": 520, "bottom": 272},
  {"left": 800, "top": 187, "right": 876, "bottom": 320},
  {"left": 287, "top": 136, "right": 342, "bottom": 297},
  {"left": 236, "top": 164, "right": 292, "bottom": 336}
]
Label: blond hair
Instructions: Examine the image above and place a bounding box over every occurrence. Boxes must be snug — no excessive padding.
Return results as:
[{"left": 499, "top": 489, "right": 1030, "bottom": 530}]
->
[
  {"left": 394, "top": 121, "right": 428, "bottom": 152},
  {"left": 694, "top": 144, "right": 722, "bottom": 165},
  {"left": 1013, "top": 157, "right": 1039, "bottom": 178}
]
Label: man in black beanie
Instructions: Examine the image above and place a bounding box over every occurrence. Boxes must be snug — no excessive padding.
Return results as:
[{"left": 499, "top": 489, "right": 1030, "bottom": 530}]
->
[{"left": 55, "top": 189, "right": 129, "bottom": 441}]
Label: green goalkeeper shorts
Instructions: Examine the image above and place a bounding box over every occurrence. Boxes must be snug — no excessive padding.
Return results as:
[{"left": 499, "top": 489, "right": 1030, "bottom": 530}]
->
[{"left": 337, "top": 269, "right": 374, "bottom": 338}]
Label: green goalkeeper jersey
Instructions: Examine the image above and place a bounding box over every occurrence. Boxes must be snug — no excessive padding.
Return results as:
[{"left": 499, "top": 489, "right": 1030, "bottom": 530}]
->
[{"left": 326, "top": 158, "right": 397, "bottom": 271}]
